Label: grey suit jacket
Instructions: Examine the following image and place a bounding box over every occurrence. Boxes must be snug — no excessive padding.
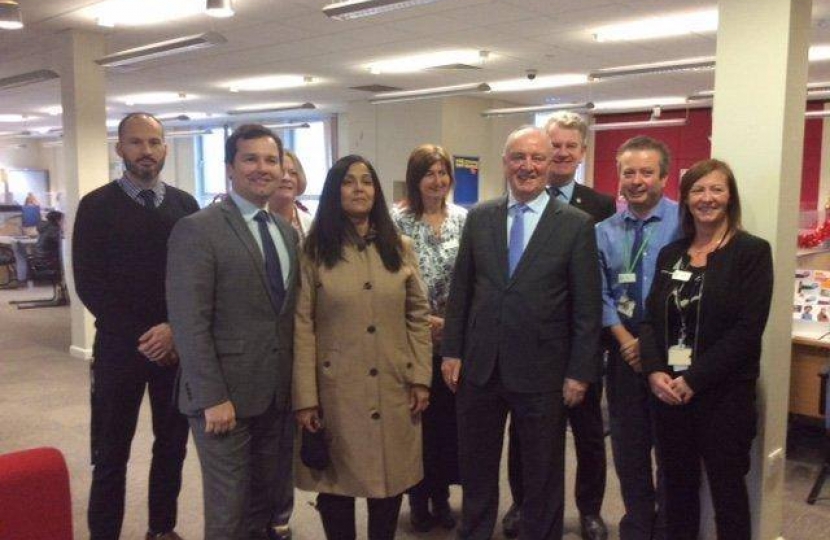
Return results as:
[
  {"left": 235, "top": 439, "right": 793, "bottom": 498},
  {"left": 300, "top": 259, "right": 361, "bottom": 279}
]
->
[
  {"left": 166, "top": 197, "right": 299, "bottom": 418},
  {"left": 442, "top": 195, "right": 602, "bottom": 393}
]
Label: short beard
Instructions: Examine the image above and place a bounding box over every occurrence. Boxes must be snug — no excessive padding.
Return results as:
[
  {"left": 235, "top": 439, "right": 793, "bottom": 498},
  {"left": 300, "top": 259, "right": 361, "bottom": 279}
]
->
[{"left": 124, "top": 157, "right": 164, "bottom": 183}]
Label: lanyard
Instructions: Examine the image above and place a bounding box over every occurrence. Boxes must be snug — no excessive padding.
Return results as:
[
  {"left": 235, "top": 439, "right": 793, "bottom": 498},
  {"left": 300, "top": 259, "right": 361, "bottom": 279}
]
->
[{"left": 622, "top": 220, "right": 655, "bottom": 274}]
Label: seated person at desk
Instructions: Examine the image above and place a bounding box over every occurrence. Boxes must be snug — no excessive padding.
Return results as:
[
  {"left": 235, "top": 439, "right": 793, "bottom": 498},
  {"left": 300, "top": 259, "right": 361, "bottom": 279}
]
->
[
  {"left": 34, "top": 211, "right": 63, "bottom": 258},
  {"left": 22, "top": 193, "right": 41, "bottom": 236}
]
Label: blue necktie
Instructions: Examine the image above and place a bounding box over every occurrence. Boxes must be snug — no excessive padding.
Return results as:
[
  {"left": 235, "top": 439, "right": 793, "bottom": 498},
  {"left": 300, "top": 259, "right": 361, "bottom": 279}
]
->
[
  {"left": 254, "top": 211, "right": 286, "bottom": 311},
  {"left": 508, "top": 203, "right": 529, "bottom": 277}
]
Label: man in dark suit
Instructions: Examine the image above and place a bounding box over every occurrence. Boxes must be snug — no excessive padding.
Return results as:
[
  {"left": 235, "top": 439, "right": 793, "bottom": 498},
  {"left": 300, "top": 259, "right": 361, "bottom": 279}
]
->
[
  {"left": 442, "top": 126, "right": 602, "bottom": 540},
  {"left": 166, "top": 124, "right": 299, "bottom": 540},
  {"left": 504, "top": 112, "right": 615, "bottom": 540}
]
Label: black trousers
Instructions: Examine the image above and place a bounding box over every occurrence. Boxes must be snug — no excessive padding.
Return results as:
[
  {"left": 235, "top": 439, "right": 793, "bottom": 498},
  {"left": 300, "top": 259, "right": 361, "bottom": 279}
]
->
[
  {"left": 316, "top": 493, "right": 403, "bottom": 540},
  {"left": 653, "top": 380, "right": 757, "bottom": 540},
  {"left": 457, "top": 376, "right": 566, "bottom": 540},
  {"left": 409, "top": 354, "right": 459, "bottom": 510},
  {"left": 606, "top": 345, "right": 666, "bottom": 540},
  {"left": 507, "top": 379, "right": 607, "bottom": 516},
  {"left": 88, "top": 332, "right": 188, "bottom": 540}
]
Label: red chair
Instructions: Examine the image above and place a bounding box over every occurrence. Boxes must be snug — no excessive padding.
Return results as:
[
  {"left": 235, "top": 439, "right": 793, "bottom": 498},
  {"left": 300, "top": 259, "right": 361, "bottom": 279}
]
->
[{"left": 0, "top": 447, "right": 73, "bottom": 540}]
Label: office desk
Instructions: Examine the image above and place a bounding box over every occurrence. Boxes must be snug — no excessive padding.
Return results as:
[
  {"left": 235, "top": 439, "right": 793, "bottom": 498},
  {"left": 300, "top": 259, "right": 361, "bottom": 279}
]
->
[
  {"left": 791, "top": 335, "right": 830, "bottom": 419},
  {"left": 0, "top": 236, "right": 36, "bottom": 282}
]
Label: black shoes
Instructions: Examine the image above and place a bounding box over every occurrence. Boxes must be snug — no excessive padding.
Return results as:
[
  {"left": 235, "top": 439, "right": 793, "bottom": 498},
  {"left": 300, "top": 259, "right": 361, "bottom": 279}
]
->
[
  {"left": 432, "top": 500, "right": 456, "bottom": 529},
  {"left": 580, "top": 514, "right": 608, "bottom": 540},
  {"left": 502, "top": 503, "right": 520, "bottom": 538},
  {"left": 410, "top": 503, "right": 435, "bottom": 532}
]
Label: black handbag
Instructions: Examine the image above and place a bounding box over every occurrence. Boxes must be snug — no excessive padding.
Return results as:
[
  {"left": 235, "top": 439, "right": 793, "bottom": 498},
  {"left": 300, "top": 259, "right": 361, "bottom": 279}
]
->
[{"left": 300, "top": 427, "right": 329, "bottom": 471}]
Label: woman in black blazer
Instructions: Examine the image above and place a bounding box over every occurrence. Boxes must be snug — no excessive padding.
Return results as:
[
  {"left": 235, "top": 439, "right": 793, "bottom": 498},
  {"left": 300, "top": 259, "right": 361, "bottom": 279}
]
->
[{"left": 639, "top": 159, "right": 773, "bottom": 540}]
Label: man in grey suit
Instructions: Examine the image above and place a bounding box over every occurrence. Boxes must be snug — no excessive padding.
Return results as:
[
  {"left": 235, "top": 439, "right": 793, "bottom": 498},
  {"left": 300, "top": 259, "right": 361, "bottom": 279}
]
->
[
  {"left": 442, "top": 126, "right": 602, "bottom": 540},
  {"left": 167, "top": 124, "right": 299, "bottom": 540}
]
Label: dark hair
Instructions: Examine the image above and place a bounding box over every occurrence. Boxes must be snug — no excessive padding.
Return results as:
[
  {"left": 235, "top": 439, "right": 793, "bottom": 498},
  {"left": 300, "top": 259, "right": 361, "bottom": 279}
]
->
[
  {"left": 678, "top": 158, "right": 742, "bottom": 238},
  {"left": 402, "top": 144, "right": 453, "bottom": 218},
  {"left": 225, "top": 124, "right": 284, "bottom": 166},
  {"left": 305, "top": 155, "right": 402, "bottom": 272},
  {"left": 616, "top": 136, "right": 671, "bottom": 178},
  {"left": 118, "top": 112, "right": 164, "bottom": 140},
  {"left": 46, "top": 210, "right": 63, "bottom": 225}
]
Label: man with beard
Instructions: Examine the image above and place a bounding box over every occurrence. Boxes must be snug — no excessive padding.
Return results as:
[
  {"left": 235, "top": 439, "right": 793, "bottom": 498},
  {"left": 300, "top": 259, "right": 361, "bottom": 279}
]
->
[{"left": 73, "top": 112, "right": 200, "bottom": 540}]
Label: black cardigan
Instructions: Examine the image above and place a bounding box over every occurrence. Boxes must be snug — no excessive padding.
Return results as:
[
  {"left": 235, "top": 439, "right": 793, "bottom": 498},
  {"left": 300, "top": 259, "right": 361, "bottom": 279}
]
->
[{"left": 639, "top": 230, "right": 774, "bottom": 394}]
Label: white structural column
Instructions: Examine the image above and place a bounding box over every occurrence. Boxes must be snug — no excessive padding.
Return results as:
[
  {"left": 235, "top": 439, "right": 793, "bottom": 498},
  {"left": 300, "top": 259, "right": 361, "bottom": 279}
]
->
[
  {"left": 711, "top": 1, "right": 811, "bottom": 539},
  {"left": 57, "top": 30, "right": 109, "bottom": 360}
]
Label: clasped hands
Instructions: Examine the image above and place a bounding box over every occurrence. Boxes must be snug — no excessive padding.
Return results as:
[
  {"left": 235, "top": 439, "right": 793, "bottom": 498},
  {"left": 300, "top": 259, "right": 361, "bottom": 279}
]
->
[{"left": 648, "top": 372, "right": 694, "bottom": 405}]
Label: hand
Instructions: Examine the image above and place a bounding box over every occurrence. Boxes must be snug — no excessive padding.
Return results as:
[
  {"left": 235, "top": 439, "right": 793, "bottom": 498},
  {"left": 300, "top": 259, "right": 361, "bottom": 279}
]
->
[
  {"left": 670, "top": 376, "right": 695, "bottom": 404},
  {"left": 648, "top": 372, "right": 682, "bottom": 405},
  {"left": 204, "top": 400, "right": 236, "bottom": 435},
  {"left": 620, "top": 338, "right": 641, "bottom": 372},
  {"left": 138, "top": 323, "right": 174, "bottom": 362},
  {"left": 296, "top": 407, "right": 322, "bottom": 433},
  {"left": 428, "top": 315, "right": 445, "bottom": 343},
  {"left": 410, "top": 385, "right": 430, "bottom": 415},
  {"left": 563, "top": 378, "right": 588, "bottom": 407},
  {"left": 441, "top": 357, "right": 462, "bottom": 393},
  {"left": 155, "top": 350, "right": 179, "bottom": 367}
]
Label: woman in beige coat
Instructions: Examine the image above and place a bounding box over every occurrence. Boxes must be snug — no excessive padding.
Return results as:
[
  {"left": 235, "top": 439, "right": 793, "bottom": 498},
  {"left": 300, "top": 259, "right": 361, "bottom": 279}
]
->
[{"left": 294, "top": 154, "right": 433, "bottom": 540}]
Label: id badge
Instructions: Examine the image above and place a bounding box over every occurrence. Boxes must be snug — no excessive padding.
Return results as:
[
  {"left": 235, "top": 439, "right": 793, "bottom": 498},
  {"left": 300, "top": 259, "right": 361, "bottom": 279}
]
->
[
  {"left": 617, "top": 295, "right": 636, "bottom": 318},
  {"left": 672, "top": 270, "right": 692, "bottom": 282},
  {"left": 618, "top": 272, "right": 636, "bottom": 285},
  {"left": 668, "top": 345, "right": 692, "bottom": 371}
]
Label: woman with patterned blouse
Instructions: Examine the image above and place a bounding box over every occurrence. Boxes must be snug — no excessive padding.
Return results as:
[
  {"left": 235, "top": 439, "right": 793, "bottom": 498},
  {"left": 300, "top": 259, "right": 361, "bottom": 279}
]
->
[{"left": 392, "top": 144, "right": 467, "bottom": 532}]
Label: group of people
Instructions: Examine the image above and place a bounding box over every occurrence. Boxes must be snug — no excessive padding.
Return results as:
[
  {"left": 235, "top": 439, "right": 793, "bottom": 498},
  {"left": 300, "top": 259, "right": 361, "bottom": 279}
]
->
[{"left": 71, "top": 110, "right": 773, "bottom": 540}]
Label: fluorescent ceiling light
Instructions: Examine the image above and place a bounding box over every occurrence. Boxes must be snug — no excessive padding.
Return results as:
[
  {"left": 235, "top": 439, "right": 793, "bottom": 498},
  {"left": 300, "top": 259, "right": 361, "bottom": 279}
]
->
[
  {"left": 106, "top": 119, "right": 121, "bottom": 128},
  {"left": 481, "top": 102, "right": 594, "bottom": 118},
  {"left": 227, "top": 102, "right": 316, "bottom": 115},
  {"left": 805, "top": 110, "right": 830, "bottom": 119},
  {"left": 365, "top": 49, "right": 486, "bottom": 74},
  {"left": 323, "top": 0, "right": 446, "bottom": 21},
  {"left": 488, "top": 74, "right": 587, "bottom": 93},
  {"left": 0, "top": 114, "right": 30, "bottom": 122},
  {"left": 96, "top": 32, "right": 227, "bottom": 68},
  {"left": 0, "top": 69, "right": 59, "bottom": 91},
  {"left": 119, "top": 92, "right": 193, "bottom": 106},
  {"left": 85, "top": 0, "right": 205, "bottom": 27},
  {"left": 206, "top": 0, "right": 235, "bottom": 18},
  {"left": 226, "top": 75, "right": 312, "bottom": 92},
  {"left": 264, "top": 122, "right": 312, "bottom": 130},
  {"left": 593, "top": 9, "right": 717, "bottom": 42},
  {"left": 41, "top": 105, "right": 62, "bottom": 116},
  {"left": 589, "top": 57, "right": 715, "bottom": 82},
  {"left": 156, "top": 112, "right": 212, "bottom": 121},
  {"left": 0, "top": 1, "right": 23, "bottom": 30},
  {"left": 686, "top": 90, "right": 714, "bottom": 102},
  {"left": 810, "top": 45, "right": 830, "bottom": 62},
  {"left": 371, "top": 82, "right": 490, "bottom": 104},
  {"left": 594, "top": 97, "right": 688, "bottom": 111},
  {"left": 590, "top": 118, "right": 688, "bottom": 132}
]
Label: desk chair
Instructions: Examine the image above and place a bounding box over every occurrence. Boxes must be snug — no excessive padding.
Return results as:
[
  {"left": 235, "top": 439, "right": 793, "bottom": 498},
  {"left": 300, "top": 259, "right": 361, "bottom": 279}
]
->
[
  {"left": 8, "top": 244, "right": 68, "bottom": 309},
  {"left": 807, "top": 367, "right": 830, "bottom": 504},
  {"left": 0, "top": 244, "right": 19, "bottom": 288},
  {"left": 0, "top": 447, "right": 73, "bottom": 539}
]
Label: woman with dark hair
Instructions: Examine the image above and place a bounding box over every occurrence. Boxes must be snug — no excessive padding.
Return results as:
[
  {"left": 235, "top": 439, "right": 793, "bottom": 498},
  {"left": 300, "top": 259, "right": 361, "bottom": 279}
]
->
[
  {"left": 268, "top": 149, "right": 314, "bottom": 240},
  {"left": 293, "top": 155, "right": 433, "bottom": 540},
  {"left": 639, "top": 159, "right": 773, "bottom": 540},
  {"left": 392, "top": 143, "right": 465, "bottom": 531}
]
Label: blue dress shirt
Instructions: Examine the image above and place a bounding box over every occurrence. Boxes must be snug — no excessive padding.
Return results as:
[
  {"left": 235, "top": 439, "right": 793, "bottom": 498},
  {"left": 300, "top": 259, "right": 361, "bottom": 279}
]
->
[
  {"left": 229, "top": 191, "right": 290, "bottom": 286},
  {"left": 507, "top": 190, "right": 550, "bottom": 251}
]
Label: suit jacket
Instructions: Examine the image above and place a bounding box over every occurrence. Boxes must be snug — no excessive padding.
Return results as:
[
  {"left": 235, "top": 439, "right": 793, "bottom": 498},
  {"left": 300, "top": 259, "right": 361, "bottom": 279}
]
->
[
  {"left": 442, "top": 196, "right": 602, "bottom": 393},
  {"left": 166, "top": 196, "right": 300, "bottom": 418},
  {"left": 568, "top": 183, "right": 616, "bottom": 224}
]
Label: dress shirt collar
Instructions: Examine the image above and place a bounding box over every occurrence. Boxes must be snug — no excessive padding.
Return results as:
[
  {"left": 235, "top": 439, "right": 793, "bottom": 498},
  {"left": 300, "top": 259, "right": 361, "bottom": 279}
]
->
[
  {"left": 229, "top": 190, "right": 267, "bottom": 223},
  {"left": 508, "top": 189, "right": 549, "bottom": 214},
  {"left": 117, "top": 175, "right": 165, "bottom": 202},
  {"left": 622, "top": 195, "right": 672, "bottom": 224},
  {"left": 551, "top": 179, "right": 575, "bottom": 202}
]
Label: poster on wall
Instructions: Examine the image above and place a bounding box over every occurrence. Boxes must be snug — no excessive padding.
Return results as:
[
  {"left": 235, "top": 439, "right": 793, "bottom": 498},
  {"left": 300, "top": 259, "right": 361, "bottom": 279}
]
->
[
  {"left": 453, "top": 155, "right": 479, "bottom": 207},
  {"left": 794, "top": 269, "right": 830, "bottom": 322}
]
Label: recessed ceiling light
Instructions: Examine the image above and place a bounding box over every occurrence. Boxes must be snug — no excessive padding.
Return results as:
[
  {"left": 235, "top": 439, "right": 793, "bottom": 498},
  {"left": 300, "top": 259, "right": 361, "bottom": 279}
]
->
[
  {"left": 226, "top": 75, "right": 312, "bottom": 92},
  {"left": 323, "top": 0, "right": 447, "bottom": 21},
  {"left": 0, "top": 114, "right": 29, "bottom": 122},
  {"left": 810, "top": 45, "right": 830, "bottom": 62},
  {"left": 489, "top": 74, "right": 587, "bottom": 93},
  {"left": 365, "top": 49, "right": 488, "bottom": 74},
  {"left": 227, "top": 102, "right": 316, "bottom": 115},
  {"left": 85, "top": 0, "right": 205, "bottom": 27},
  {"left": 106, "top": 119, "right": 121, "bottom": 128},
  {"left": 119, "top": 92, "right": 193, "bottom": 106},
  {"left": 156, "top": 111, "right": 212, "bottom": 121},
  {"left": 206, "top": 0, "right": 235, "bottom": 18},
  {"left": 592, "top": 9, "right": 718, "bottom": 42},
  {"left": 41, "top": 105, "right": 63, "bottom": 116},
  {"left": 0, "top": 0, "right": 24, "bottom": 30},
  {"left": 594, "top": 97, "right": 688, "bottom": 110}
]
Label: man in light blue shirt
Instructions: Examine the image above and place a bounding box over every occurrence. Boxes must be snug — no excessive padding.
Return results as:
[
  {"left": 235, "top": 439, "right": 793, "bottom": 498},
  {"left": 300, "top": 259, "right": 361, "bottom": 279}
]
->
[{"left": 595, "top": 136, "right": 680, "bottom": 540}]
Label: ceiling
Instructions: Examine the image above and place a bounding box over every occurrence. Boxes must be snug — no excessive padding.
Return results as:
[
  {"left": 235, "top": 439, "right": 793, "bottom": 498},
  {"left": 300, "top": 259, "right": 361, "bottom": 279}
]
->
[{"left": 1, "top": 0, "right": 830, "bottom": 135}]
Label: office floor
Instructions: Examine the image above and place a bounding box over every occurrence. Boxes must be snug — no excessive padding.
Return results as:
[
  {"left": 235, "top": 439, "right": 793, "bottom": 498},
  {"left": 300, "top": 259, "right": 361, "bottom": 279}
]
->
[{"left": 1, "top": 284, "right": 829, "bottom": 539}]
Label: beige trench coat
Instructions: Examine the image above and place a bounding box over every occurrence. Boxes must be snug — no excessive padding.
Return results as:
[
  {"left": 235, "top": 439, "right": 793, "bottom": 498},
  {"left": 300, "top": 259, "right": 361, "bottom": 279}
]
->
[{"left": 293, "top": 237, "right": 432, "bottom": 498}]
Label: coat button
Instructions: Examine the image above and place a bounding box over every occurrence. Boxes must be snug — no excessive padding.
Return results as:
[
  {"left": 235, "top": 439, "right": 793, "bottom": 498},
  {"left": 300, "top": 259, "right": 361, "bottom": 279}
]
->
[
  {"left": 369, "top": 368, "right": 378, "bottom": 377},
  {"left": 406, "top": 362, "right": 413, "bottom": 369},
  {"left": 371, "top": 412, "right": 380, "bottom": 420},
  {"left": 323, "top": 361, "right": 331, "bottom": 368},
  {"left": 367, "top": 325, "right": 376, "bottom": 333},
  {"left": 364, "top": 282, "right": 372, "bottom": 290}
]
